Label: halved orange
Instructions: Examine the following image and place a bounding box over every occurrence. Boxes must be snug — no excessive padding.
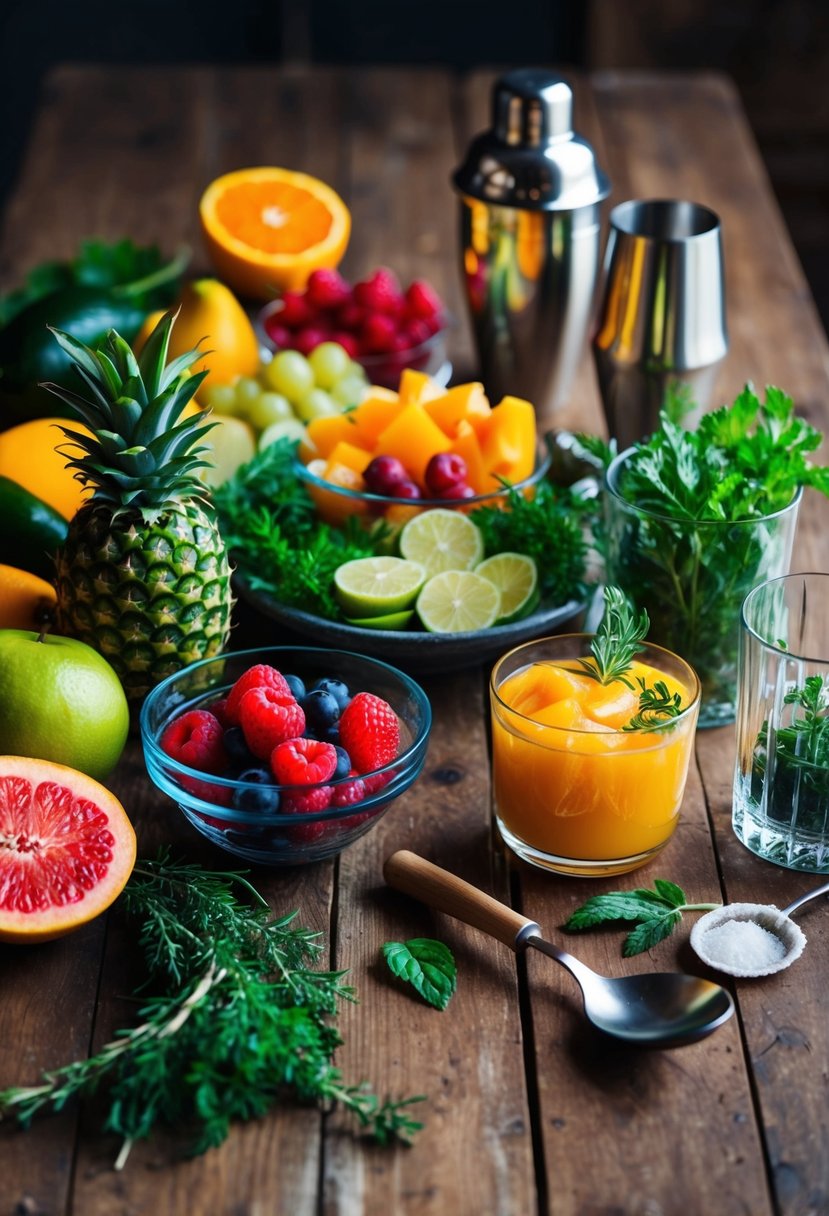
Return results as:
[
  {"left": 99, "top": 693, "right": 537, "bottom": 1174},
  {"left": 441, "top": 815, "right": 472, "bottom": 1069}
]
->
[{"left": 199, "top": 167, "right": 351, "bottom": 299}]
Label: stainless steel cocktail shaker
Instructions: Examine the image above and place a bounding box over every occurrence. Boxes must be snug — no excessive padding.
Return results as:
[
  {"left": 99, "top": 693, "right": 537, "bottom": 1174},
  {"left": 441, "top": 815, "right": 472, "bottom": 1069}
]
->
[{"left": 453, "top": 69, "right": 610, "bottom": 432}]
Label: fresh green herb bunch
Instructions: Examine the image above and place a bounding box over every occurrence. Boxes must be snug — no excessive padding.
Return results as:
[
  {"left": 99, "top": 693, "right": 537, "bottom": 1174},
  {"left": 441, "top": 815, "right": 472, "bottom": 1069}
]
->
[
  {"left": 751, "top": 675, "right": 829, "bottom": 834},
  {"left": 565, "top": 878, "right": 719, "bottom": 956},
  {"left": 0, "top": 856, "right": 422, "bottom": 1167},
  {"left": 596, "top": 385, "right": 829, "bottom": 718},
  {"left": 213, "top": 439, "right": 380, "bottom": 619},
  {"left": 469, "top": 478, "right": 588, "bottom": 604}
]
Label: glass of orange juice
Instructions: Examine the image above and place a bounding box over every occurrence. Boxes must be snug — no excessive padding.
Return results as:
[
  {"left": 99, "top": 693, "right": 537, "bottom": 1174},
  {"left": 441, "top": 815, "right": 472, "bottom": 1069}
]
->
[{"left": 490, "top": 635, "right": 701, "bottom": 877}]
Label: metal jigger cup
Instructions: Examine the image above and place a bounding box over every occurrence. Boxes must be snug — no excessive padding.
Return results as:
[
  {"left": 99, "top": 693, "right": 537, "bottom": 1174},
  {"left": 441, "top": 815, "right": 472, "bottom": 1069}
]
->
[{"left": 592, "top": 199, "right": 728, "bottom": 448}]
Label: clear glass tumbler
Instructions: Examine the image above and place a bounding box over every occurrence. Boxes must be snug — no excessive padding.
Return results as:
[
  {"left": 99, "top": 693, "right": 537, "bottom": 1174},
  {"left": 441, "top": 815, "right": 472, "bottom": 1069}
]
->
[
  {"left": 604, "top": 449, "right": 801, "bottom": 729},
  {"left": 490, "top": 635, "right": 701, "bottom": 877},
  {"left": 733, "top": 572, "right": 829, "bottom": 872}
]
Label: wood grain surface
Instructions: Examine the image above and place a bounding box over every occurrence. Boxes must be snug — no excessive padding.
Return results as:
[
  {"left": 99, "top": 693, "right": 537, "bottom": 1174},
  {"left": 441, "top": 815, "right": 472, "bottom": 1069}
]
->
[{"left": 0, "top": 64, "right": 827, "bottom": 1216}]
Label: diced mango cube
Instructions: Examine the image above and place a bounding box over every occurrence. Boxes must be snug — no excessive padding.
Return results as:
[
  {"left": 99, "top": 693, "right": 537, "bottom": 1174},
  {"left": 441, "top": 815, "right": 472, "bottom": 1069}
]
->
[
  {"left": 397, "top": 369, "right": 443, "bottom": 406},
  {"left": 375, "top": 403, "right": 451, "bottom": 485},
  {"left": 424, "top": 382, "right": 491, "bottom": 438},
  {"left": 305, "top": 412, "right": 360, "bottom": 459},
  {"left": 325, "top": 440, "right": 373, "bottom": 475},
  {"left": 350, "top": 391, "right": 402, "bottom": 447},
  {"left": 482, "top": 396, "right": 537, "bottom": 484}
]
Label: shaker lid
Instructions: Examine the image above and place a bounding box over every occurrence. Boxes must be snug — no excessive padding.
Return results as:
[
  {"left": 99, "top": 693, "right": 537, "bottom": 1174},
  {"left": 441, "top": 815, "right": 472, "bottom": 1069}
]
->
[{"left": 452, "top": 68, "right": 610, "bottom": 211}]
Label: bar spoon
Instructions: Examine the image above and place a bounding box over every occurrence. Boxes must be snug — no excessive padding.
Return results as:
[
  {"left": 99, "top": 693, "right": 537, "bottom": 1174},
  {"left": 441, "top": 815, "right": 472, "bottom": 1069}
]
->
[{"left": 384, "top": 851, "right": 734, "bottom": 1048}]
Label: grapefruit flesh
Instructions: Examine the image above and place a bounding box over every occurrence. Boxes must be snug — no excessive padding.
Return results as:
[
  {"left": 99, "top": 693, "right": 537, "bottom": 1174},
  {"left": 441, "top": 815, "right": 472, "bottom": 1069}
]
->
[{"left": 0, "top": 756, "right": 136, "bottom": 942}]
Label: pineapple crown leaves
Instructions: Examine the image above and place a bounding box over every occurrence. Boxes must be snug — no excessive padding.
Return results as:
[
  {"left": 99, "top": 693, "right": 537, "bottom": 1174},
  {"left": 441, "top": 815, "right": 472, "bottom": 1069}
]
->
[{"left": 41, "top": 313, "right": 220, "bottom": 513}]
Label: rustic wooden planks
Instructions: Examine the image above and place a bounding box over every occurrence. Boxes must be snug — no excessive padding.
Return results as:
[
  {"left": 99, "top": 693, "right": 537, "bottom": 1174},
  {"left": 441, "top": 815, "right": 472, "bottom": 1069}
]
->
[{"left": 0, "top": 63, "right": 828, "bottom": 1216}]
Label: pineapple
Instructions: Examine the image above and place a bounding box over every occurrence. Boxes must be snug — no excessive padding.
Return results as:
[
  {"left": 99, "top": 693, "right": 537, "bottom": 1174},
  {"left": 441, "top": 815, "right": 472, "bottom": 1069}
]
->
[{"left": 43, "top": 312, "right": 233, "bottom": 705}]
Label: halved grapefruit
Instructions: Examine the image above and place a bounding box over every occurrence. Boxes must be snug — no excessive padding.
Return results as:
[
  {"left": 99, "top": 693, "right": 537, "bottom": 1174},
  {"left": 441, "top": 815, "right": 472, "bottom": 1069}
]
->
[{"left": 0, "top": 756, "right": 136, "bottom": 942}]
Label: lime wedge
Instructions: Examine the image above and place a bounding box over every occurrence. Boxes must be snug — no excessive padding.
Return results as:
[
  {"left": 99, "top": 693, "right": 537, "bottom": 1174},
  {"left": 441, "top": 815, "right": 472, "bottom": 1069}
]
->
[
  {"left": 343, "top": 610, "right": 415, "bottom": 631},
  {"left": 334, "top": 556, "right": 425, "bottom": 618},
  {"left": 475, "top": 552, "right": 539, "bottom": 623},
  {"left": 416, "top": 570, "right": 501, "bottom": 633},
  {"left": 399, "top": 508, "right": 484, "bottom": 577}
]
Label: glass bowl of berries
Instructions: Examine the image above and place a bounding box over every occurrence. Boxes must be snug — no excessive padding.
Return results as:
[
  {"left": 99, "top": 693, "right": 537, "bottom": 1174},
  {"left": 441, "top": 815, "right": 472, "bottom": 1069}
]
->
[
  {"left": 257, "top": 267, "right": 451, "bottom": 390},
  {"left": 140, "top": 646, "right": 432, "bottom": 866}
]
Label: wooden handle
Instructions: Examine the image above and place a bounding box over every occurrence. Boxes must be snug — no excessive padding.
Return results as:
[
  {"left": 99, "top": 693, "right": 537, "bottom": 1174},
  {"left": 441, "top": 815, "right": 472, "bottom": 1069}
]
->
[{"left": 383, "top": 850, "right": 536, "bottom": 950}]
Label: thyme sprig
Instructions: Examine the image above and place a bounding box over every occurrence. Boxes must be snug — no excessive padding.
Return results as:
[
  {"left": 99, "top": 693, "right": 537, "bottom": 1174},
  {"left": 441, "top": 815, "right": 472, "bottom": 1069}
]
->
[{"left": 0, "top": 855, "right": 423, "bottom": 1166}]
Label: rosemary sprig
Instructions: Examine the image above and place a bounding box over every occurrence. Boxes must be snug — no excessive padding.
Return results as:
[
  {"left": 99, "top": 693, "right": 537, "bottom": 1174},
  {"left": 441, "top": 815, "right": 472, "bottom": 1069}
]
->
[
  {"left": 0, "top": 855, "right": 423, "bottom": 1166},
  {"left": 576, "top": 585, "right": 649, "bottom": 688}
]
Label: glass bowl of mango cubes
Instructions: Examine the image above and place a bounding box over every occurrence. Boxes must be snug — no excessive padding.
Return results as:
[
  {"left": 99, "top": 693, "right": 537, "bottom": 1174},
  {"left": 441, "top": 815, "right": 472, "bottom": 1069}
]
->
[{"left": 295, "top": 369, "right": 550, "bottom": 529}]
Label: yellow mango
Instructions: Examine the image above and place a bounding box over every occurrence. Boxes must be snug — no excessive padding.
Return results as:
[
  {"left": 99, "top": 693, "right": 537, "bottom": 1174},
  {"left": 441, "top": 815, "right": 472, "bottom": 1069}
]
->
[
  {"left": 375, "top": 403, "right": 451, "bottom": 486},
  {"left": 397, "top": 369, "right": 444, "bottom": 406},
  {"left": 305, "top": 412, "right": 361, "bottom": 459},
  {"left": 424, "top": 382, "right": 491, "bottom": 438},
  {"left": 482, "top": 396, "right": 537, "bottom": 484},
  {"left": 325, "top": 440, "right": 373, "bottom": 475},
  {"left": 350, "top": 391, "right": 403, "bottom": 447}
]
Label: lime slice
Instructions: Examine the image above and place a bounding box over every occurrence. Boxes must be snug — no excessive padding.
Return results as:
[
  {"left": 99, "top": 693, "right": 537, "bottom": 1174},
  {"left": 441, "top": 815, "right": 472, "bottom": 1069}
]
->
[
  {"left": 258, "top": 417, "right": 308, "bottom": 450},
  {"left": 399, "top": 508, "right": 484, "bottom": 577},
  {"left": 343, "top": 610, "right": 415, "bottom": 630},
  {"left": 475, "top": 552, "right": 539, "bottom": 623},
  {"left": 334, "top": 556, "right": 426, "bottom": 618},
  {"left": 416, "top": 570, "right": 501, "bottom": 633}
]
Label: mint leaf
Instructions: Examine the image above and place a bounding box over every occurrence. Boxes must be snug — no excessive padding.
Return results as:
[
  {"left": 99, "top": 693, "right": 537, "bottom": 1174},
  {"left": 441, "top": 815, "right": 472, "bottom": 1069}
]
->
[
  {"left": 652, "top": 878, "right": 686, "bottom": 907},
  {"left": 382, "top": 939, "right": 457, "bottom": 1011},
  {"left": 623, "top": 911, "right": 683, "bottom": 956},
  {"left": 565, "top": 879, "right": 720, "bottom": 956}
]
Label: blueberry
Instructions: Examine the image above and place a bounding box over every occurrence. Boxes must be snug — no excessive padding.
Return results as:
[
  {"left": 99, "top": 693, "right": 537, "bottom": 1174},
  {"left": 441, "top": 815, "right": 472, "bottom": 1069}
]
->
[
  {"left": 302, "top": 688, "right": 341, "bottom": 732},
  {"left": 312, "top": 677, "right": 351, "bottom": 711},
  {"left": 332, "top": 745, "right": 351, "bottom": 779},
  {"left": 223, "top": 726, "right": 257, "bottom": 767},
  {"left": 283, "top": 673, "right": 306, "bottom": 701},
  {"left": 233, "top": 767, "right": 281, "bottom": 814}
]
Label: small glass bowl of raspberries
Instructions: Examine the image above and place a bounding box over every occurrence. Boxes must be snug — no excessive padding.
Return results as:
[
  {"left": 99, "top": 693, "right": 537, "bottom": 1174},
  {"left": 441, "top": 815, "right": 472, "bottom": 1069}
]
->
[
  {"left": 140, "top": 646, "right": 432, "bottom": 866},
  {"left": 257, "top": 267, "right": 451, "bottom": 390}
]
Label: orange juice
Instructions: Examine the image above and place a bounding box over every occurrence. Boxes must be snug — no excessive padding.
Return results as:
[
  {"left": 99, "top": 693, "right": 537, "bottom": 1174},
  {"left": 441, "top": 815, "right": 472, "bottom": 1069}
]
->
[{"left": 490, "top": 637, "right": 701, "bottom": 876}]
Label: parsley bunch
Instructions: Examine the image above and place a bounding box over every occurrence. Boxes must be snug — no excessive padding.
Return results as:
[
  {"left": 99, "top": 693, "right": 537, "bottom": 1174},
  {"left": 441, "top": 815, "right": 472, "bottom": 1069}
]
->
[
  {"left": 751, "top": 675, "right": 829, "bottom": 838},
  {"left": 0, "top": 857, "right": 422, "bottom": 1167},
  {"left": 596, "top": 385, "right": 829, "bottom": 714}
]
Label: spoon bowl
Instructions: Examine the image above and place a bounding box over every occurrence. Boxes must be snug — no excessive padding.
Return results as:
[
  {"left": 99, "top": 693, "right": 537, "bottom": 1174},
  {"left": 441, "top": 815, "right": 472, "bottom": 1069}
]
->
[{"left": 385, "top": 850, "right": 735, "bottom": 1048}]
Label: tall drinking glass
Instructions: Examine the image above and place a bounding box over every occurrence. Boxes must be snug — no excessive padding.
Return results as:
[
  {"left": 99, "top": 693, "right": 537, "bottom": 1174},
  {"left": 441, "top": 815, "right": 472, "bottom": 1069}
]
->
[
  {"left": 733, "top": 573, "right": 829, "bottom": 872},
  {"left": 604, "top": 449, "right": 801, "bottom": 728}
]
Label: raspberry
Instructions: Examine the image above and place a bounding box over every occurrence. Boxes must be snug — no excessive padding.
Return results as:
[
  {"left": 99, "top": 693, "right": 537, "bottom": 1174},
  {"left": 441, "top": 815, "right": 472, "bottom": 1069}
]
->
[
  {"left": 306, "top": 268, "right": 352, "bottom": 311},
  {"left": 354, "top": 268, "right": 404, "bottom": 315},
  {"left": 293, "top": 325, "right": 330, "bottom": 356},
  {"left": 329, "top": 330, "right": 359, "bottom": 358},
  {"left": 225, "top": 664, "right": 292, "bottom": 726},
  {"left": 181, "top": 775, "right": 233, "bottom": 806},
  {"left": 238, "top": 687, "right": 306, "bottom": 760},
  {"left": 271, "top": 737, "right": 338, "bottom": 786},
  {"left": 359, "top": 313, "right": 398, "bottom": 354},
  {"left": 160, "top": 709, "right": 227, "bottom": 774},
  {"left": 338, "top": 693, "right": 400, "bottom": 773},
  {"left": 277, "top": 291, "right": 313, "bottom": 329},
  {"left": 331, "top": 773, "right": 367, "bottom": 807},
  {"left": 209, "top": 696, "right": 230, "bottom": 726},
  {"left": 405, "top": 279, "right": 444, "bottom": 322},
  {"left": 282, "top": 786, "right": 333, "bottom": 815}
]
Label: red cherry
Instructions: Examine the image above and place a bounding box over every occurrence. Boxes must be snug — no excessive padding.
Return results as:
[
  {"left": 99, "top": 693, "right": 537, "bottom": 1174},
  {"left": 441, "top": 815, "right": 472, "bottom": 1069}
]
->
[
  {"left": 439, "top": 482, "right": 476, "bottom": 500},
  {"left": 364, "top": 455, "right": 410, "bottom": 495},
  {"left": 390, "top": 479, "right": 423, "bottom": 500},
  {"left": 425, "top": 452, "right": 469, "bottom": 494}
]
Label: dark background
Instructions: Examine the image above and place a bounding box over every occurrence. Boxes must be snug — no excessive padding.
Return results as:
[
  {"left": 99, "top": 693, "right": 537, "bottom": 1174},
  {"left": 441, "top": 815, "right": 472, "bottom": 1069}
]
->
[{"left": 1, "top": 0, "right": 827, "bottom": 330}]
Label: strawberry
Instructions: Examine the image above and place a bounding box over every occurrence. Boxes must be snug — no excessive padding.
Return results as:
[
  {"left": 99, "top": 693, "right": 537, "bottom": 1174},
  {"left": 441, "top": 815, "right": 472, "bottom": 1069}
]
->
[
  {"left": 161, "top": 709, "right": 227, "bottom": 774},
  {"left": 405, "top": 278, "right": 444, "bottom": 321},
  {"left": 337, "top": 301, "right": 366, "bottom": 332},
  {"left": 338, "top": 693, "right": 400, "bottom": 772},
  {"left": 402, "top": 319, "right": 433, "bottom": 349},
  {"left": 263, "top": 321, "right": 293, "bottom": 351},
  {"left": 271, "top": 737, "right": 338, "bottom": 786},
  {"left": 238, "top": 687, "right": 306, "bottom": 760},
  {"left": 329, "top": 330, "right": 359, "bottom": 358},
  {"left": 225, "top": 664, "right": 292, "bottom": 726},
  {"left": 359, "top": 313, "right": 398, "bottom": 354},
  {"left": 306, "top": 268, "right": 352, "bottom": 311},
  {"left": 354, "top": 268, "right": 404, "bottom": 315}
]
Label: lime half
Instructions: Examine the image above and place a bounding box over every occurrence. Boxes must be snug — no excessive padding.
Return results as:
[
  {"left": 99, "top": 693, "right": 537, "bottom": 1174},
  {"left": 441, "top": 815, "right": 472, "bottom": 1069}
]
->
[
  {"left": 344, "top": 610, "right": 415, "bottom": 631},
  {"left": 399, "top": 508, "right": 484, "bottom": 577},
  {"left": 475, "top": 552, "right": 539, "bottom": 623},
  {"left": 416, "top": 570, "right": 501, "bottom": 633},
  {"left": 334, "top": 556, "right": 425, "bottom": 618}
]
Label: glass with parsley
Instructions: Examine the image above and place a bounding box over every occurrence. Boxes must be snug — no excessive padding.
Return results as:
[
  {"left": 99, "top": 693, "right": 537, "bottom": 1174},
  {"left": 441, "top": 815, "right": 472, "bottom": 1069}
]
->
[
  {"left": 601, "top": 385, "right": 829, "bottom": 727},
  {"left": 490, "top": 587, "right": 701, "bottom": 877},
  {"left": 734, "top": 573, "right": 829, "bottom": 872}
]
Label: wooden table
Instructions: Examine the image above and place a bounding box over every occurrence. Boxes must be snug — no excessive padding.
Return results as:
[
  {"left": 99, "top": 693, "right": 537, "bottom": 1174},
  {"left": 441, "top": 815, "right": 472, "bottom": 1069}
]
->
[{"left": 1, "top": 65, "right": 828, "bottom": 1216}]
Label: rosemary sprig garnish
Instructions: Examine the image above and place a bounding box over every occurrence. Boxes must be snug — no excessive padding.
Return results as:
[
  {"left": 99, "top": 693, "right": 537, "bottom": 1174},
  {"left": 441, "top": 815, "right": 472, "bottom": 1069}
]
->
[
  {"left": 623, "top": 678, "right": 683, "bottom": 730},
  {"left": 576, "top": 585, "right": 649, "bottom": 688},
  {"left": 0, "top": 855, "right": 423, "bottom": 1166}
]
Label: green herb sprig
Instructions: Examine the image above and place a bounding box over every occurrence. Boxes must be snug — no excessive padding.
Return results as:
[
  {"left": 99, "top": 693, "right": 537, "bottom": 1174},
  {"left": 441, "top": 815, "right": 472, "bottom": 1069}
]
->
[
  {"left": 750, "top": 674, "right": 829, "bottom": 835},
  {"left": 565, "top": 880, "right": 719, "bottom": 956},
  {"left": 382, "top": 939, "right": 457, "bottom": 1010},
  {"left": 0, "top": 856, "right": 423, "bottom": 1166},
  {"left": 576, "top": 585, "right": 649, "bottom": 688}
]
